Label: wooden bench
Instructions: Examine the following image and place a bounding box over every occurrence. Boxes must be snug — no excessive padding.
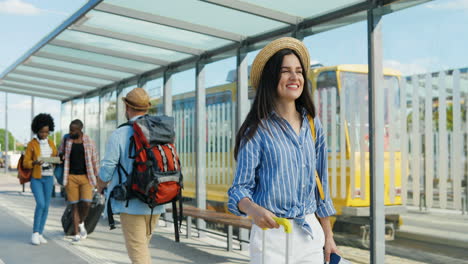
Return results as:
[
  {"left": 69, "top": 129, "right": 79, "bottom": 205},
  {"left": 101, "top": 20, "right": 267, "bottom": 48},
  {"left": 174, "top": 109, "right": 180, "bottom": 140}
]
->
[{"left": 168, "top": 206, "right": 252, "bottom": 251}]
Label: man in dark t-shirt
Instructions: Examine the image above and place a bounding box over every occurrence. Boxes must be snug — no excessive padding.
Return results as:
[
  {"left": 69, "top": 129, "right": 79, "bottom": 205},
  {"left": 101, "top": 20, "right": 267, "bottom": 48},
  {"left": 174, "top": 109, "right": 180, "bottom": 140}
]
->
[{"left": 59, "top": 119, "right": 99, "bottom": 243}]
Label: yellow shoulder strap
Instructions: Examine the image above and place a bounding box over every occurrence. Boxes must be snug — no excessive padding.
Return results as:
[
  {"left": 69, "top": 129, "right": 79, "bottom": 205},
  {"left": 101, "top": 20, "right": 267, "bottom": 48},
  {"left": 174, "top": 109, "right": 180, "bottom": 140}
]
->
[{"left": 307, "top": 115, "right": 325, "bottom": 201}]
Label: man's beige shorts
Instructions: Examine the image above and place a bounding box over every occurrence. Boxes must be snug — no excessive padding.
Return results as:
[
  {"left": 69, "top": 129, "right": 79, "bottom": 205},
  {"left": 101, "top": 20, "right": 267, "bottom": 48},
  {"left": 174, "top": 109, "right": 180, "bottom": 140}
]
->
[{"left": 66, "top": 174, "right": 93, "bottom": 204}]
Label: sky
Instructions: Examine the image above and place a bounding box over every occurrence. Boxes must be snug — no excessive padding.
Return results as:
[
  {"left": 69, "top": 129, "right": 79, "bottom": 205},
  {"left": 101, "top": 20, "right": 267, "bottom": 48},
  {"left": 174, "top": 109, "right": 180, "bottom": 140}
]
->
[{"left": 1, "top": 0, "right": 468, "bottom": 145}]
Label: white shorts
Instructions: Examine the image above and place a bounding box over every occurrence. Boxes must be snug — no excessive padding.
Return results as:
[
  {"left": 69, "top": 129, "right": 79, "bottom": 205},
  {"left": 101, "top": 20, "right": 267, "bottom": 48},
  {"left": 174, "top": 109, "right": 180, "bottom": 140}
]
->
[{"left": 249, "top": 214, "right": 325, "bottom": 264}]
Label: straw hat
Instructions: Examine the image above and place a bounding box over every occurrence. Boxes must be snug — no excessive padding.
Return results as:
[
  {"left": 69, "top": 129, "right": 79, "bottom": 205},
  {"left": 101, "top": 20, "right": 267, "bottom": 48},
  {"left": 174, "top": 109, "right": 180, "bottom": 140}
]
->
[
  {"left": 122, "top": 87, "right": 151, "bottom": 111},
  {"left": 250, "top": 37, "right": 310, "bottom": 90}
]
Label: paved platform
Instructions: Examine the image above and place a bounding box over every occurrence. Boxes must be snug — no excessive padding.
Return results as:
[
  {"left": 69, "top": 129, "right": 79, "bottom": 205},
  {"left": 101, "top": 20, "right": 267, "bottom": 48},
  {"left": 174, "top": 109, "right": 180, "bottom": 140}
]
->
[
  {"left": 1, "top": 172, "right": 467, "bottom": 264},
  {"left": 397, "top": 206, "right": 468, "bottom": 249}
]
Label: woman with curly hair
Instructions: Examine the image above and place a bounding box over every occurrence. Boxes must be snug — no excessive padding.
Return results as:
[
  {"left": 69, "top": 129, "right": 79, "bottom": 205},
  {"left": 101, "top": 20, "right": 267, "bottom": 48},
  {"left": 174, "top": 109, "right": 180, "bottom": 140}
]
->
[{"left": 23, "top": 113, "right": 58, "bottom": 245}]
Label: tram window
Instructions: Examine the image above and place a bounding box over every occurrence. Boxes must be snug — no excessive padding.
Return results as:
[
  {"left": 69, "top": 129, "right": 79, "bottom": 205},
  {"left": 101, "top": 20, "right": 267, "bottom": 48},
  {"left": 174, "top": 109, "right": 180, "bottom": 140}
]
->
[
  {"left": 340, "top": 71, "right": 401, "bottom": 152},
  {"left": 316, "top": 71, "right": 341, "bottom": 152}
]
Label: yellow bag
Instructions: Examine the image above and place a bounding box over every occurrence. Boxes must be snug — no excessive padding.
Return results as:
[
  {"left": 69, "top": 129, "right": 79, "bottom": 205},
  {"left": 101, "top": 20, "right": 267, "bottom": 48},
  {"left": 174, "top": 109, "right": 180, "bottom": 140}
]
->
[{"left": 307, "top": 115, "right": 325, "bottom": 201}]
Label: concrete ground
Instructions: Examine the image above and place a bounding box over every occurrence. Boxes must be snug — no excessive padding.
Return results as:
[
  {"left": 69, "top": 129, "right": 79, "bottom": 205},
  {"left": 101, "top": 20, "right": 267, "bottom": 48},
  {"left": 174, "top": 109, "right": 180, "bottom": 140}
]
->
[{"left": 1, "top": 172, "right": 467, "bottom": 264}]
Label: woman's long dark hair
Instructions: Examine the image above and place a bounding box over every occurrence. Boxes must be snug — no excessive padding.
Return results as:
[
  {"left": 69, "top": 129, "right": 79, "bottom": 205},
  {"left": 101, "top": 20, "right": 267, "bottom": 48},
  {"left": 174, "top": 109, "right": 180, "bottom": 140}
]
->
[{"left": 234, "top": 49, "right": 316, "bottom": 159}]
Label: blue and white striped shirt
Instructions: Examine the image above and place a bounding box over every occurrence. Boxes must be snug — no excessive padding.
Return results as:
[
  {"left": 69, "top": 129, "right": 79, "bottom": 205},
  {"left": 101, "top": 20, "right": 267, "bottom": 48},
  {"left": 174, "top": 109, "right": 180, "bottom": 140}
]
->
[{"left": 228, "top": 109, "right": 336, "bottom": 237}]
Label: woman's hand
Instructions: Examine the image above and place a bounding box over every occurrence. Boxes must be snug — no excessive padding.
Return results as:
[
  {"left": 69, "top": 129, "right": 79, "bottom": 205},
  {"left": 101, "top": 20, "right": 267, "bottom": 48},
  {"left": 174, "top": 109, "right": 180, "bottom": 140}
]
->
[
  {"left": 323, "top": 233, "right": 339, "bottom": 263},
  {"left": 317, "top": 216, "right": 339, "bottom": 262},
  {"left": 32, "top": 160, "right": 44, "bottom": 166},
  {"left": 239, "top": 198, "right": 279, "bottom": 229}
]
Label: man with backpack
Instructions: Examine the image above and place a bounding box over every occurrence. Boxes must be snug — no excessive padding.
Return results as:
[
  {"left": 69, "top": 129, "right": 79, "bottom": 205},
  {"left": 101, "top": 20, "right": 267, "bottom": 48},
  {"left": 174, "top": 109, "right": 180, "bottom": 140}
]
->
[{"left": 97, "top": 88, "right": 166, "bottom": 264}]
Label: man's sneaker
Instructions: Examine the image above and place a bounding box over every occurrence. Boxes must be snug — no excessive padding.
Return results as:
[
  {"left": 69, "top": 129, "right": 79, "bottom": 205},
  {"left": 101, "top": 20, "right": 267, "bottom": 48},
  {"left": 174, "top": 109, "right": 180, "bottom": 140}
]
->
[
  {"left": 39, "top": 234, "right": 48, "bottom": 244},
  {"left": 31, "top": 232, "right": 40, "bottom": 245},
  {"left": 79, "top": 222, "right": 87, "bottom": 239},
  {"left": 71, "top": 235, "right": 81, "bottom": 244}
]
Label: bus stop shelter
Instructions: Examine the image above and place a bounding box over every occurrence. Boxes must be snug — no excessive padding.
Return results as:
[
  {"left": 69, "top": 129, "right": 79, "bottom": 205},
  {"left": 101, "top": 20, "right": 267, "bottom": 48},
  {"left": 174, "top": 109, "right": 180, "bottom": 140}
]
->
[{"left": 0, "top": 1, "right": 431, "bottom": 262}]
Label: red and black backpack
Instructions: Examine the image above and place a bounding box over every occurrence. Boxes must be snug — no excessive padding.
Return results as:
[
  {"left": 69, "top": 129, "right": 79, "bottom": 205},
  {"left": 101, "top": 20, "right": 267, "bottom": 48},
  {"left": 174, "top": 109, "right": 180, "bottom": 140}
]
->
[{"left": 107, "top": 115, "right": 183, "bottom": 242}]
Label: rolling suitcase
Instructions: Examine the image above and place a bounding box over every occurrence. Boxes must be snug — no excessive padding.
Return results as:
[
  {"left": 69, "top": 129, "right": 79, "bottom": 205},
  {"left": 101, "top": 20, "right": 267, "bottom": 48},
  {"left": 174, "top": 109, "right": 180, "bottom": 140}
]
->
[
  {"left": 262, "top": 217, "right": 293, "bottom": 264},
  {"left": 62, "top": 192, "right": 105, "bottom": 235}
]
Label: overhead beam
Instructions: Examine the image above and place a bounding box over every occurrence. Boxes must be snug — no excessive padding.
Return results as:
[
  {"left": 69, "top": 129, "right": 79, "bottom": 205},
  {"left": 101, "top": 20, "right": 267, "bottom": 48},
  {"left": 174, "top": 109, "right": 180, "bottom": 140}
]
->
[
  {"left": 25, "top": 61, "right": 120, "bottom": 81},
  {"left": 69, "top": 25, "right": 205, "bottom": 55},
  {"left": 50, "top": 39, "right": 169, "bottom": 66},
  {"left": 35, "top": 51, "right": 142, "bottom": 74},
  {"left": 0, "top": 82, "right": 78, "bottom": 97},
  {"left": 0, "top": 86, "right": 67, "bottom": 100},
  {"left": 12, "top": 69, "right": 102, "bottom": 87},
  {"left": 3, "top": 77, "right": 89, "bottom": 93},
  {"left": 202, "top": 0, "right": 301, "bottom": 24},
  {"left": 95, "top": 3, "right": 244, "bottom": 42}
]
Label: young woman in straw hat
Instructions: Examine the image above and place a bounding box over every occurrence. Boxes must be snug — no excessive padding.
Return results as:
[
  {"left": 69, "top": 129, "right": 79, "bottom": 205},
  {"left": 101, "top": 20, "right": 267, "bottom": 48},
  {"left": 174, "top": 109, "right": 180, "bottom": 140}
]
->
[{"left": 228, "top": 37, "right": 338, "bottom": 263}]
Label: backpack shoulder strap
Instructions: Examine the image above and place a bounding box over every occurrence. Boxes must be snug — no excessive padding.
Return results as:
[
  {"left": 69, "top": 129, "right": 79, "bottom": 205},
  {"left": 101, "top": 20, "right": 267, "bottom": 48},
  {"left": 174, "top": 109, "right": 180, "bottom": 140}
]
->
[
  {"left": 118, "top": 121, "right": 133, "bottom": 129},
  {"left": 307, "top": 115, "right": 325, "bottom": 201}
]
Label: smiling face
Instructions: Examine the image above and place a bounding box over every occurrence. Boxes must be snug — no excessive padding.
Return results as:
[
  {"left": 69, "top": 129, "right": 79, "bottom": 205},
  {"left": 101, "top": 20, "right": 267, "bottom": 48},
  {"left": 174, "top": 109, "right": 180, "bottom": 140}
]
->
[{"left": 276, "top": 53, "right": 304, "bottom": 104}]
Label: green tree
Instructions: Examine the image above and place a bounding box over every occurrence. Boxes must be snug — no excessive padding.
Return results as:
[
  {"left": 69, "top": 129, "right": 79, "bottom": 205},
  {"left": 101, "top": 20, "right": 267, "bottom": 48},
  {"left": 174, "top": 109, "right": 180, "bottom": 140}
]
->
[
  {"left": 407, "top": 104, "right": 466, "bottom": 132},
  {"left": 0, "top": 129, "right": 15, "bottom": 151}
]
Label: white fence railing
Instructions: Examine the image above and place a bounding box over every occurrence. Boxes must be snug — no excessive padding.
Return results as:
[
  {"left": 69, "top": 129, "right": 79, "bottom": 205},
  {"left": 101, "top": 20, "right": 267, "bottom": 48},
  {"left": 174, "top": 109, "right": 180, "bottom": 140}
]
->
[{"left": 406, "top": 70, "right": 467, "bottom": 211}]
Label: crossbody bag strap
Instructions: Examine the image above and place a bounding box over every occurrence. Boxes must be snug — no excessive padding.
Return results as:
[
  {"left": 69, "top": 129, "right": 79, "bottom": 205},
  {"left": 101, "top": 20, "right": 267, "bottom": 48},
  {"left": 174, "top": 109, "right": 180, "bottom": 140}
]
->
[{"left": 307, "top": 115, "right": 325, "bottom": 201}]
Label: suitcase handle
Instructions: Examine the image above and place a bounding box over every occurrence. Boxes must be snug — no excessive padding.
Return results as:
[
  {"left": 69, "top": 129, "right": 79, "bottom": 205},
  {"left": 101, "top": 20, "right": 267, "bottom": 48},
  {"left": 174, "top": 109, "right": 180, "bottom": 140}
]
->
[
  {"left": 261, "top": 217, "right": 292, "bottom": 264},
  {"left": 262, "top": 217, "right": 292, "bottom": 233}
]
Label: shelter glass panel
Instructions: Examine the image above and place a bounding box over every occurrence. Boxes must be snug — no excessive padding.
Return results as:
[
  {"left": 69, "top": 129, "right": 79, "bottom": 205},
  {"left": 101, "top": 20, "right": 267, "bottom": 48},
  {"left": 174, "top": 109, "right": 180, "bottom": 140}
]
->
[
  {"left": 100, "top": 89, "right": 117, "bottom": 158},
  {"left": 85, "top": 95, "right": 100, "bottom": 158},
  {"left": 146, "top": 77, "right": 163, "bottom": 116},
  {"left": 172, "top": 69, "right": 196, "bottom": 201},
  {"left": 117, "top": 85, "right": 137, "bottom": 125},
  {"left": 61, "top": 101, "right": 72, "bottom": 139},
  {"left": 6, "top": 73, "right": 96, "bottom": 91},
  {"left": 71, "top": 98, "right": 85, "bottom": 124},
  {"left": 204, "top": 57, "right": 236, "bottom": 206},
  {"left": 240, "top": 0, "right": 365, "bottom": 19},
  {"left": 41, "top": 45, "right": 158, "bottom": 72},
  {"left": 302, "top": 19, "right": 371, "bottom": 262},
  {"left": 382, "top": 2, "right": 468, "bottom": 262},
  {"left": 85, "top": 10, "right": 233, "bottom": 51},
  {"left": 57, "top": 31, "right": 191, "bottom": 62},
  {"left": 29, "top": 56, "right": 132, "bottom": 79},
  {"left": 16, "top": 65, "right": 111, "bottom": 86},
  {"left": 106, "top": 0, "right": 287, "bottom": 36},
  {"left": 0, "top": 80, "right": 79, "bottom": 97}
]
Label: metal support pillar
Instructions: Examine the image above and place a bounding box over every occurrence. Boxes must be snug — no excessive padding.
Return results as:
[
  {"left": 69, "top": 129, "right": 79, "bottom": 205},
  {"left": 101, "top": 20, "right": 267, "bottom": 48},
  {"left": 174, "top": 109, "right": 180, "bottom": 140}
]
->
[
  {"left": 367, "top": 3, "right": 385, "bottom": 264},
  {"left": 138, "top": 75, "right": 148, "bottom": 89},
  {"left": 236, "top": 47, "right": 249, "bottom": 131},
  {"left": 163, "top": 71, "right": 173, "bottom": 116},
  {"left": 195, "top": 61, "right": 206, "bottom": 236},
  {"left": 98, "top": 92, "right": 102, "bottom": 158},
  {"left": 163, "top": 71, "right": 173, "bottom": 224},
  {"left": 31, "top": 96, "right": 35, "bottom": 138},
  {"left": 116, "top": 83, "right": 125, "bottom": 125},
  {"left": 186, "top": 215, "right": 192, "bottom": 238},
  {"left": 235, "top": 49, "right": 250, "bottom": 247},
  {"left": 227, "top": 225, "right": 233, "bottom": 251},
  {"left": 239, "top": 227, "right": 249, "bottom": 251},
  {"left": 4, "top": 93, "right": 8, "bottom": 175}
]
